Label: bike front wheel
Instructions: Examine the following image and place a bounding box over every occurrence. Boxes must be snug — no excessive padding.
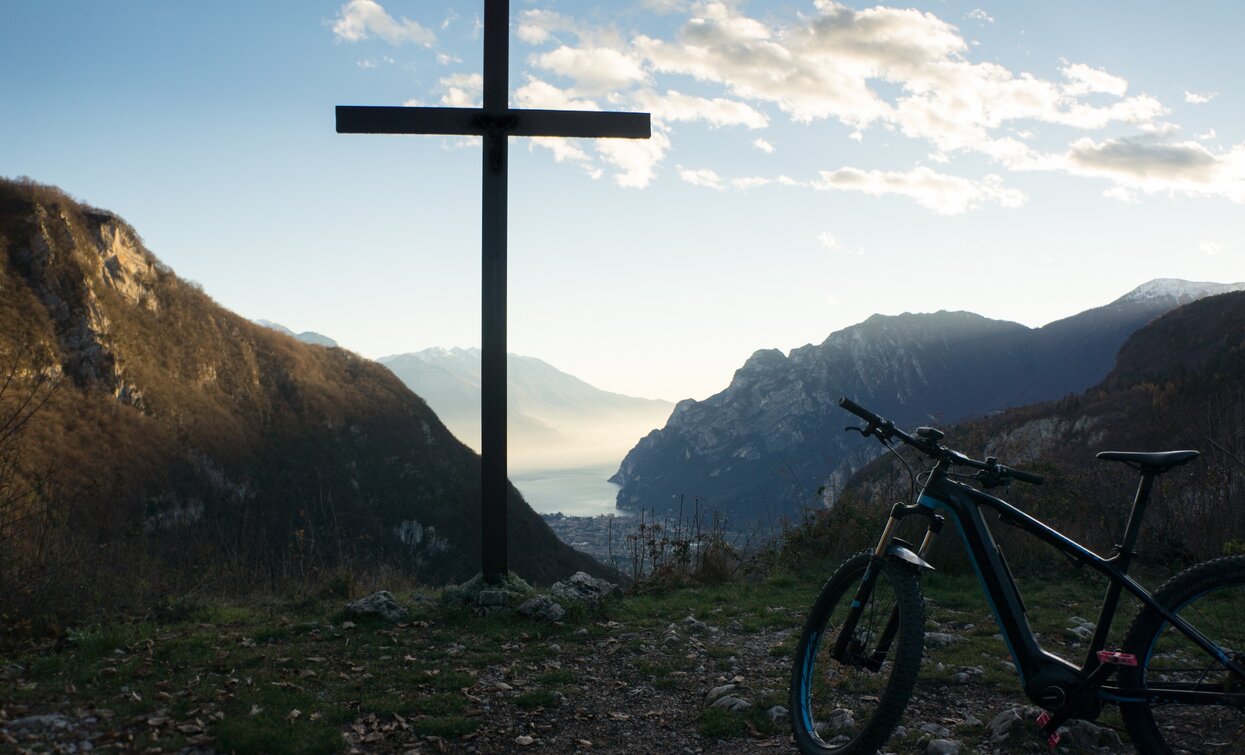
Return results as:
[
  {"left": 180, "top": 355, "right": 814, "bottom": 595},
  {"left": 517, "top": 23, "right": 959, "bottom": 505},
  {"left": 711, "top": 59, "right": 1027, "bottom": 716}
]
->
[
  {"left": 789, "top": 551, "right": 924, "bottom": 754},
  {"left": 1119, "top": 555, "right": 1245, "bottom": 753}
]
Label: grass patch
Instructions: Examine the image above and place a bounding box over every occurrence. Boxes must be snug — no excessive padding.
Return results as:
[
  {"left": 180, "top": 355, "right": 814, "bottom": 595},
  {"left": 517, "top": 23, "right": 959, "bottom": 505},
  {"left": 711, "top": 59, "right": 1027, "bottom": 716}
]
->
[
  {"left": 515, "top": 689, "right": 560, "bottom": 709},
  {"left": 214, "top": 715, "right": 342, "bottom": 755},
  {"left": 699, "top": 706, "right": 743, "bottom": 738}
]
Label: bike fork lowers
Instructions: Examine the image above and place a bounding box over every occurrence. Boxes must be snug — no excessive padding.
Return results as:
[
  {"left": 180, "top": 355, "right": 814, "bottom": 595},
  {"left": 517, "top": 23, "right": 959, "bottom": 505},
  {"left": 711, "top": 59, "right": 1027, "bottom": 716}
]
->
[{"left": 831, "top": 505, "right": 940, "bottom": 667}]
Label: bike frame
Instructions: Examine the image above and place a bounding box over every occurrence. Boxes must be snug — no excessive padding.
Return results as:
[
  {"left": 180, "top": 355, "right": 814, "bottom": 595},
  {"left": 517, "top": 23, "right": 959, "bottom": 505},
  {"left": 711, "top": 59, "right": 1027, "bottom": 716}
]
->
[{"left": 904, "top": 462, "right": 1245, "bottom": 708}]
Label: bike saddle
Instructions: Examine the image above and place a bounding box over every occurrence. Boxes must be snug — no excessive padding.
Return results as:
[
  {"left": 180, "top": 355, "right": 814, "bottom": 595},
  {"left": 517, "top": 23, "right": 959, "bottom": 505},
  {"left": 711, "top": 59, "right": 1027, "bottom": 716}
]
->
[{"left": 1096, "top": 450, "right": 1200, "bottom": 473}]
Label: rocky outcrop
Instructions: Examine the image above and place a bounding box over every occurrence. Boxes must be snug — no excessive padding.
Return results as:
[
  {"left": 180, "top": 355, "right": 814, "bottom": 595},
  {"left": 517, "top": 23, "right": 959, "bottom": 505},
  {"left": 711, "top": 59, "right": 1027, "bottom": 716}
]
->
[{"left": 0, "top": 178, "right": 611, "bottom": 586}]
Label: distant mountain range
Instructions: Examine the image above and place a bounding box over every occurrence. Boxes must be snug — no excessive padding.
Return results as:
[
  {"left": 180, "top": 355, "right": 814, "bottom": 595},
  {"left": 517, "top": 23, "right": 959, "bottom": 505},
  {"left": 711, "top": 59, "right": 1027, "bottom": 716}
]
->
[
  {"left": 253, "top": 319, "right": 338, "bottom": 348},
  {"left": 0, "top": 178, "right": 606, "bottom": 588},
  {"left": 612, "top": 279, "right": 1245, "bottom": 522},
  {"left": 378, "top": 348, "right": 673, "bottom": 473},
  {"left": 836, "top": 289, "right": 1245, "bottom": 564}
]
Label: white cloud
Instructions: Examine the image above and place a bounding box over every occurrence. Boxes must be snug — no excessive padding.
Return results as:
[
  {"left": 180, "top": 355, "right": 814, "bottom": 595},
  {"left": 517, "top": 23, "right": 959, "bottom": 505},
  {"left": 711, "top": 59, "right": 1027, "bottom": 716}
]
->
[
  {"left": 1061, "top": 63, "right": 1128, "bottom": 97},
  {"left": 597, "top": 127, "right": 672, "bottom": 187},
  {"left": 513, "top": 78, "right": 670, "bottom": 188},
  {"left": 818, "top": 231, "right": 841, "bottom": 249},
  {"left": 1200, "top": 240, "right": 1224, "bottom": 256},
  {"left": 643, "top": 0, "right": 689, "bottom": 13},
  {"left": 1185, "top": 91, "right": 1217, "bottom": 104},
  {"left": 1103, "top": 186, "right": 1138, "bottom": 203},
  {"left": 817, "top": 231, "right": 864, "bottom": 254},
  {"left": 438, "top": 73, "right": 483, "bottom": 107},
  {"left": 676, "top": 168, "right": 773, "bottom": 191},
  {"left": 517, "top": 10, "right": 581, "bottom": 45},
  {"left": 678, "top": 166, "right": 726, "bottom": 190},
  {"left": 636, "top": 89, "right": 768, "bottom": 128},
  {"left": 533, "top": 46, "right": 649, "bottom": 95},
  {"left": 332, "top": 0, "right": 435, "bottom": 46},
  {"left": 731, "top": 176, "right": 771, "bottom": 189},
  {"left": 436, "top": 53, "right": 460, "bottom": 66},
  {"left": 514, "top": 77, "right": 602, "bottom": 111},
  {"left": 629, "top": 1, "right": 1164, "bottom": 160},
  {"left": 485, "top": 1, "right": 1238, "bottom": 207},
  {"left": 1064, "top": 137, "right": 1245, "bottom": 202},
  {"left": 814, "top": 166, "right": 1026, "bottom": 214}
]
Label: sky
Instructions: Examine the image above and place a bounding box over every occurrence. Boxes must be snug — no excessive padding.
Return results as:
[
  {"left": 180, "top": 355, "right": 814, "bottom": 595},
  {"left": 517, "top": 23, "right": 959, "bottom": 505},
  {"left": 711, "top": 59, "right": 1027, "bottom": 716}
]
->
[{"left": 3, "top": 1, "right": 1244, "bottom": 402}]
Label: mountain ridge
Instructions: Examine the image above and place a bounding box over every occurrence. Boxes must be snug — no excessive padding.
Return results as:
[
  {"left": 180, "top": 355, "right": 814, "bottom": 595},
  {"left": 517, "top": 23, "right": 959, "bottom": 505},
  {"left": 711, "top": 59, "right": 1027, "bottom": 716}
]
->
[
  {"left": 0, "top": 177, "right": 606, "bottom": 603},
  {"left": 830, "top": 289, "right": 1245, "bottom": 566},
  {"left": 613, "top": 279, "right": 1245, "bottom": 521}
]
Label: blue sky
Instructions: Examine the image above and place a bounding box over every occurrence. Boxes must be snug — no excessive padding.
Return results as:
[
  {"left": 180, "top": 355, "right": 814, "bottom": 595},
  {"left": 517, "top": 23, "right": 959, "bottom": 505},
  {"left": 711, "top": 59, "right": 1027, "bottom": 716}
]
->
[{"left": 4, "top": 1, "right": 1243, "bottom": 401}]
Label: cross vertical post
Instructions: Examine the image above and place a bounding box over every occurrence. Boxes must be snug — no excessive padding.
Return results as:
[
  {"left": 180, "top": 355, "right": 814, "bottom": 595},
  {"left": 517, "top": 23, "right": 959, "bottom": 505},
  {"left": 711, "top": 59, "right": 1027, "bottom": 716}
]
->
[
  {"left": 336, "top": 0, "right": 650, "bottom": 584},
  {"left": 479, "top": 0, "right": 509, "bottom": 581}
]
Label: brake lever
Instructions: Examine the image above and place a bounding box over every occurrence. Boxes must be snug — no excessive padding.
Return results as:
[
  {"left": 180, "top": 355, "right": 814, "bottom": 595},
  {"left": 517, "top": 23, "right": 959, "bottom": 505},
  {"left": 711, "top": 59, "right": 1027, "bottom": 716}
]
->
[
  {"left": 972, "top": 468, "right": 1010, "bottom": 490},
  {"left": 844, "top": 424, "right": 870, "bottom": 436}
]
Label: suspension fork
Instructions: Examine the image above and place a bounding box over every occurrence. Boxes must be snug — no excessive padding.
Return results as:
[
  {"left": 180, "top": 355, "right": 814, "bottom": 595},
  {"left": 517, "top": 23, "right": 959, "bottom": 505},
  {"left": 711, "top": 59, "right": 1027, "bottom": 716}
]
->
[{"left": 831, "top": 504, "right": 941, "bottom": 666}]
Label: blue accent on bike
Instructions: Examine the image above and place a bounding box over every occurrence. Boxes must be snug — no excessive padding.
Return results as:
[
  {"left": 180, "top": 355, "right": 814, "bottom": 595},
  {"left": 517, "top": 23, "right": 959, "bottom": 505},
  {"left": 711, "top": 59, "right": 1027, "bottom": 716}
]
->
[
  {"left": 800, "top": 629, "right": 820, "bottom": 733},
  {"left": 851, "top": 600, "right": 861, "bottom": 609},
  {"left": 944, "top": 509, "right": 1028, "bottom": 686},
  {"left": 1144, "top": 585, "right": 1235, "bottom": 680},
  {"left": 917, "top": 494, "right": 940, "bottom": 509}
]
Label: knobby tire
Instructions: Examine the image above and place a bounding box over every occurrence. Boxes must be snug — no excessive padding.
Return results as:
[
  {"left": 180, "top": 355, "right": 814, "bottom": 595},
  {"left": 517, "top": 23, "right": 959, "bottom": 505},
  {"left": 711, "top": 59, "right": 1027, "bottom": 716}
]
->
[
  {"left": 1119, "top": 555, "right": 1245, "bottom": 754},
  {"left": 789, "top": 552, "right": 924, "bottom": 754}
]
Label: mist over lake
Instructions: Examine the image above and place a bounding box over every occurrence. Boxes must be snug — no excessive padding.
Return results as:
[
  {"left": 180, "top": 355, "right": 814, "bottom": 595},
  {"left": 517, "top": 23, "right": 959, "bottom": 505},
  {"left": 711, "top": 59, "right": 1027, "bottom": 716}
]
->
[{"left": 511, "top": 464, "right": 630, "bottom": 517}]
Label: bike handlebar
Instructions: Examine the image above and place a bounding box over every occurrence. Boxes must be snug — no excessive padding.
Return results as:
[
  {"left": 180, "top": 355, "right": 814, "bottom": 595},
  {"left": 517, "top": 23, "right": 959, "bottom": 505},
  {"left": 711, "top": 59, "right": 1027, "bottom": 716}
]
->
[
  {"left": 837, "top": 396, "right": 886, "bottom": 428},
  {"left": 837, "top": 396, "right": 1044, "bottom": 486}
]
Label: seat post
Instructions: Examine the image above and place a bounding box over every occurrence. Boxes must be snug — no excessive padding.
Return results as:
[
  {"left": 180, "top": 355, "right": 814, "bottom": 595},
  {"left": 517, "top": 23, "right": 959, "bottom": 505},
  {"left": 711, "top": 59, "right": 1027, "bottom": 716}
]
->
[{"left": 1117, "top": 470, "right": 1158, "bottom": 562}]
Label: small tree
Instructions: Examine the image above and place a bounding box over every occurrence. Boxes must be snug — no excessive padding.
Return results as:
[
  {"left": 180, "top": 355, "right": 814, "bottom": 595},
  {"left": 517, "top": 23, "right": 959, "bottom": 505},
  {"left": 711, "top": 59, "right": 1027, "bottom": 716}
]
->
[{"left": 0, "top": 342, "right": 61, "bottom": 611}]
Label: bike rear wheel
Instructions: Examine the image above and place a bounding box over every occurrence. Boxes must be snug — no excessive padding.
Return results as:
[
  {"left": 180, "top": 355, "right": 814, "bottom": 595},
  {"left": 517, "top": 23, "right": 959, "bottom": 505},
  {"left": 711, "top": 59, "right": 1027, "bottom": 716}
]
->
[
  {"left": 1119, "top": 555, "right": 1245, "bottom": 753},
  {"left": 789, "top": 552, "right": 924, "bottom": 754}
]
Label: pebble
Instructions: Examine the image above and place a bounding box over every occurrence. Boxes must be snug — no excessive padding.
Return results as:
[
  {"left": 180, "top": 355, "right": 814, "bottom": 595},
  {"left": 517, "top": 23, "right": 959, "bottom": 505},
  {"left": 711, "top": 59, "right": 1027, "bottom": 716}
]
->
[
  {"left": 682, "top": 616, "right": 709, "bottom": 634},
  {"left": 765, "top": 705, "right": 788, "bottom": 723},
  {"left": 926, "top": 738, "right": 961, "bottom": 754},
  {"left": 710, "top": 695, "right": 751, "bottom": 713},
  {"left": 826, "top": 708, "right": 854, "bottom": 731},
  {"left": 705, "top": 683, "right": 749, "bottom": 701}
]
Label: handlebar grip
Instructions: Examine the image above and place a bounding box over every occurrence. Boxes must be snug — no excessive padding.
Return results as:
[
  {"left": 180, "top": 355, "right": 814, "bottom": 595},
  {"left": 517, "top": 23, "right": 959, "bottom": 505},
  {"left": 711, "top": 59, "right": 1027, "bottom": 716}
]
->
[
  {"left": 1003, "top": 465, "right": 1044, "bottom": 486},
  {"left": 837, "top": 396, "right": 886, "bottom": 427}
]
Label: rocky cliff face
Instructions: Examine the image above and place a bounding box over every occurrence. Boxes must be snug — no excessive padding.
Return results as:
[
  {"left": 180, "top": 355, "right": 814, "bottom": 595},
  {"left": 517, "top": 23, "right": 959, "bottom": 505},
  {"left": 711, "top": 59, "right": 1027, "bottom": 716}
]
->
[
  {"left": 835, "top": 290, "right": 1245, "bottom": 565},
  {"left": 0, "top": 178, "right": 606, "bottom": 586},
  {"left": 613, "top": 280, "right": 1244, "bottom": 522}
]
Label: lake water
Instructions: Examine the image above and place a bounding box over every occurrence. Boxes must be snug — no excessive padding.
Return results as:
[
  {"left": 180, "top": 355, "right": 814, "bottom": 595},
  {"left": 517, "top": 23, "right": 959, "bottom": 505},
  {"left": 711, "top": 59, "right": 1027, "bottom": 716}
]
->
[{"left": 511, "top": 463, "right": 631, "bottom": 517}]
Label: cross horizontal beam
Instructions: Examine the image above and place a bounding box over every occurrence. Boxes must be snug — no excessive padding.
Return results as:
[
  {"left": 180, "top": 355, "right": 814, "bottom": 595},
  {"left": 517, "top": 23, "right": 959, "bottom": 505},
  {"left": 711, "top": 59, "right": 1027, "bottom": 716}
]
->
[{"left": 336, "top": 105, "right": 651, "bottom": 140}]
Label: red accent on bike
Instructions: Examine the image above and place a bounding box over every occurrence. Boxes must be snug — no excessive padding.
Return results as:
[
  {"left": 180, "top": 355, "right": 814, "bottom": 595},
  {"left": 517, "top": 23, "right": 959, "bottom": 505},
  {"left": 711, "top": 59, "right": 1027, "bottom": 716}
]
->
[
  {"left": 1097, "top": 650, "right": 1139, "bottom": 666},
  {"left": 1036, "top": 712, "right": 1061, "bottom": 749}
]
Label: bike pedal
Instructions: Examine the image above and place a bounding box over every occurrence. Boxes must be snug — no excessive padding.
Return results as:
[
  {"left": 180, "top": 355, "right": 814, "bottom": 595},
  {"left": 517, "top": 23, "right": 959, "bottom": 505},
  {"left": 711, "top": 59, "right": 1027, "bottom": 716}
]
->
[
  {"left": 1035, "top": 711, "right": 1061, "bottom": 750},
  {"left": 1096, "top": 650, "right": 1139, "bottom": 666}
]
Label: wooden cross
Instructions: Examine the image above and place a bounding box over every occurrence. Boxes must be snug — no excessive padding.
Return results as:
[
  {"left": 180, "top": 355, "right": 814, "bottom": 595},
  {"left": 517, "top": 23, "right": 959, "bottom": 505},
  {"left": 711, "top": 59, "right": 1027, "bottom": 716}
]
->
[{"left": 336, "top": 0, "right": 651, "bottom": 583}]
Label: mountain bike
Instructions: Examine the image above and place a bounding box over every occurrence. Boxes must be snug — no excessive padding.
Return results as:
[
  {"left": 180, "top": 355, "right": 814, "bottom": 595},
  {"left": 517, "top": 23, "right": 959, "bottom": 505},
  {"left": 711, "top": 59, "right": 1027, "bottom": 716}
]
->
[{"left": 789, "top": 397, "right": 1245, "bottom": 753}]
